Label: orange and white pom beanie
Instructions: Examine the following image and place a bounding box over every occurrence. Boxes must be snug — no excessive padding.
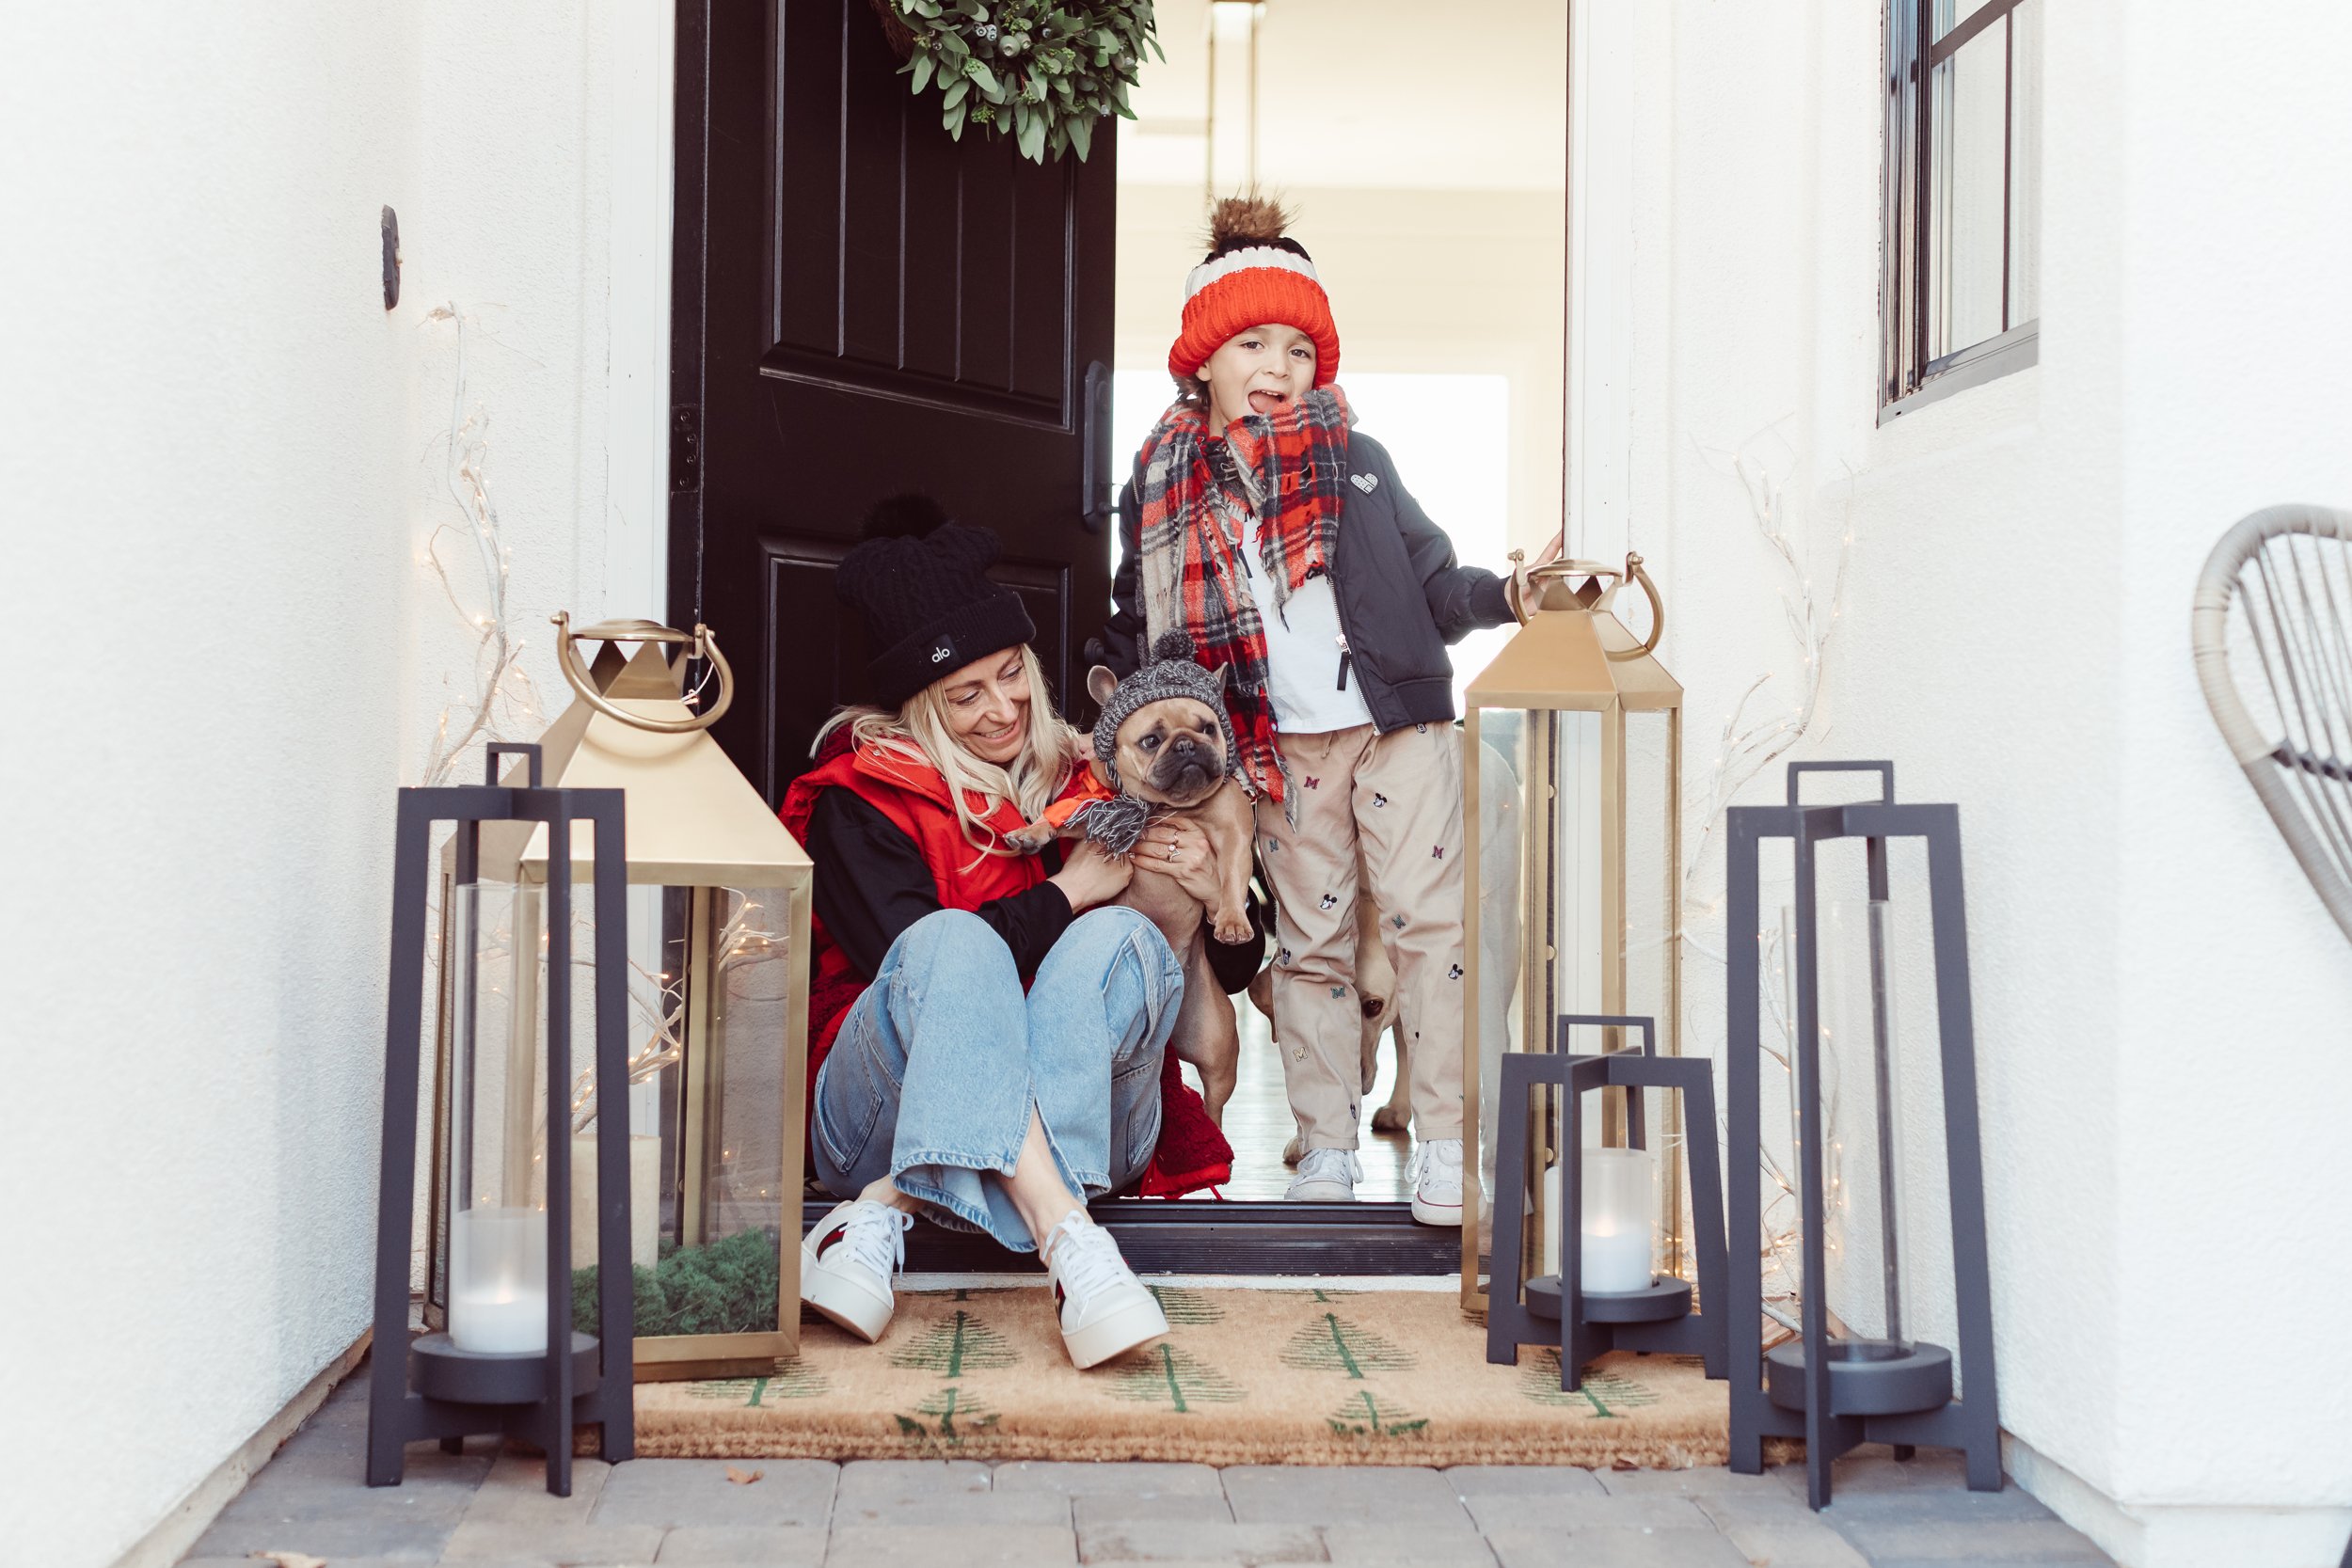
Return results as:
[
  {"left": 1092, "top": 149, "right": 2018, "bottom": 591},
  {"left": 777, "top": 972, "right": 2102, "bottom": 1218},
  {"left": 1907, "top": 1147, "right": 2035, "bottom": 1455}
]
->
[{"left": 1166, "top": 196, "right": 1341, "bottom": 388}]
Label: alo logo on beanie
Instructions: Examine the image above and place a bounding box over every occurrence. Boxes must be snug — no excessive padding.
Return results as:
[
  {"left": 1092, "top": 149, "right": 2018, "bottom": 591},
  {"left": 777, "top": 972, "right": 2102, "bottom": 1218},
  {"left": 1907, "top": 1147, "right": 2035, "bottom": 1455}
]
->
[{"left": 930, "top": 641, "right": 954, "bottom": 664}]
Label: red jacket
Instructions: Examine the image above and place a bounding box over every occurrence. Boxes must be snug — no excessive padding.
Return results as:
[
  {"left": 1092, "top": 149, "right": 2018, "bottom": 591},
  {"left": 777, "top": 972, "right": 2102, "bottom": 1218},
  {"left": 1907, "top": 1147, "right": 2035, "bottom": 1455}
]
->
[{"left": 778, "top": 732, "right": 1232, "bottom": 1197}]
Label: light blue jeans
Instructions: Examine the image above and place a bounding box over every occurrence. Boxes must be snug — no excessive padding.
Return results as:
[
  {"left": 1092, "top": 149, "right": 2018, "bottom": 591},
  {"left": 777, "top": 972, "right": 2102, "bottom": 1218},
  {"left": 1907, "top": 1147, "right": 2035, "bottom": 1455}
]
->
[{"left": 811, "top": 906, "right": 1184, "bottom": 1253}]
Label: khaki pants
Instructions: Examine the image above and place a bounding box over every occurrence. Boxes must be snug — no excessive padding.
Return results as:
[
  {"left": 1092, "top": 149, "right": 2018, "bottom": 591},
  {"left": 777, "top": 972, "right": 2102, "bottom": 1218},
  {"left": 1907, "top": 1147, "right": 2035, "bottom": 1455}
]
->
[{"left": 1255, "top": 722, "right": 1466, "bottom": 1149}]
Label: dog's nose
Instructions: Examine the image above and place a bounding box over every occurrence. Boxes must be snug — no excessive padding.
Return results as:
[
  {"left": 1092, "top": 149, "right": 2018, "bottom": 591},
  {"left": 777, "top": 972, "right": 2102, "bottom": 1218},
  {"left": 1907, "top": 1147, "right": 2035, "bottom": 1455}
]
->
[{"left": 1171, "top": 736, "right": 1197, "bottom": 755}]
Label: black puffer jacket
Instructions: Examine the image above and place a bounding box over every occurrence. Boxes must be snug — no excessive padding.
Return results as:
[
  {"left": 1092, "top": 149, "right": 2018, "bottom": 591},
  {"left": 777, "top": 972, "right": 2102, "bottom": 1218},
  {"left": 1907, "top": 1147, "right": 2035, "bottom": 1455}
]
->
[{"left": 1096, "top": 432, "right": 1516, "bottom": 732}]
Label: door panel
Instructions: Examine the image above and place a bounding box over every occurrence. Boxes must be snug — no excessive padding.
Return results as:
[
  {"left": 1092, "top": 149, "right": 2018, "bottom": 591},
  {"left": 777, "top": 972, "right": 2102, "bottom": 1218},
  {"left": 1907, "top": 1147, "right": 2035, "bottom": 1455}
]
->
[{"left": 674, "top": 0, "right": 1114, "bottom": 802}]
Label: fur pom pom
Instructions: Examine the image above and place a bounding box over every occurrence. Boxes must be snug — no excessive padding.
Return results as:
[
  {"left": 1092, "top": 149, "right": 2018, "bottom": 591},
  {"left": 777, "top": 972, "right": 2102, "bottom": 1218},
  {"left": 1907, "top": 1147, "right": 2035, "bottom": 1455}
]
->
[
  {"left": 1148, "top": 628, "right": 1200, "bottom": 667},
  {"left": 1206, "top": 194, "right": 1294, "bottom": 255}
]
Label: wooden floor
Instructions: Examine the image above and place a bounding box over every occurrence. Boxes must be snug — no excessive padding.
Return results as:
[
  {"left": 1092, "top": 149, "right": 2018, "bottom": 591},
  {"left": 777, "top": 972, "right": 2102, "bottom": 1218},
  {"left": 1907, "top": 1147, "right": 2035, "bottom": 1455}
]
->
[{"left": 1193, "top": 992, "right": 1418, "bottom": 1201}]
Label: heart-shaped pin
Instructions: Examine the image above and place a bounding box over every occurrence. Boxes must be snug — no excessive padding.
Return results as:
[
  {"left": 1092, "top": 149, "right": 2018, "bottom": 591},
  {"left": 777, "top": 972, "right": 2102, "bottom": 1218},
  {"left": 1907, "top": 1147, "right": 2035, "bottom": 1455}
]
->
[{"left": 1350, "top": 472, "right": 1378, "bottom": 494}]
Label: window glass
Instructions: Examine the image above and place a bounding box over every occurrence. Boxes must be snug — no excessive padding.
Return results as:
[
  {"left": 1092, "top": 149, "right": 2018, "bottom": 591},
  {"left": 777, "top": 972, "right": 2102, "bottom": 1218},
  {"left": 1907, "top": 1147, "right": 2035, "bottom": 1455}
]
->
[
  {"left": 1930, "top": 19, "right": 2010, "bottom": 359},
  {"left": 1935, "top": 0, "right": 2003, "bottom": 39},
  {"left": 2008, "top": 0, "right": 2042, "bottom": 325}
]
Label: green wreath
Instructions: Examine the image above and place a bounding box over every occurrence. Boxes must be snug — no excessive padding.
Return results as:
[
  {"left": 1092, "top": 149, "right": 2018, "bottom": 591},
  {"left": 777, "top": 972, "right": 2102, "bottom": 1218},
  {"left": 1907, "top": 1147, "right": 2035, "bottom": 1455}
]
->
[{"left": 873, "top": 0, "right": 1162, "bottom": 163}]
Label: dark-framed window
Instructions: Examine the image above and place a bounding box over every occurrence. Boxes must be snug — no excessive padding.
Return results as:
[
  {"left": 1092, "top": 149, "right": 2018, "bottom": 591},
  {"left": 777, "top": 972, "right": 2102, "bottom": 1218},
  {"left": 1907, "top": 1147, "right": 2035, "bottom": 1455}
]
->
[{"left": 1882, "top": 0, "right": 2042, "bottom": 420}]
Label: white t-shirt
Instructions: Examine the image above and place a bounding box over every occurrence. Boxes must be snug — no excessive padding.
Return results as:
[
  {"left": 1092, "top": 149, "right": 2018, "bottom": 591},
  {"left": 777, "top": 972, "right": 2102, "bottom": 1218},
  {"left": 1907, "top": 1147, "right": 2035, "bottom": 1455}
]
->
[{"left": 1239, "top": 509, "right": 1375, "bottom": 736}]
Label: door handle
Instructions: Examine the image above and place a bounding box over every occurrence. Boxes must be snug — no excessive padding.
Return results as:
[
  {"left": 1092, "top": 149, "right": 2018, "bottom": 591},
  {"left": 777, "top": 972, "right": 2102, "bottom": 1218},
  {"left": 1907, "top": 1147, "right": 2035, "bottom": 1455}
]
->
[{"left": 1080, "top": 359, "right": 1114, "bottom": 533}]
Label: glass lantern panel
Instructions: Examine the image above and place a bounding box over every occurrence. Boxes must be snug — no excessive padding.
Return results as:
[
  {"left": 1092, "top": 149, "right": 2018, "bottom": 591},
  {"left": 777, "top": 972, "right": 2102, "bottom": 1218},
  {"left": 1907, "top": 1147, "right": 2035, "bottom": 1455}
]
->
[
  {"left": 439, "top": 878, "right": 552, "bottom": 1354},
  {"left": 697, "top": 884, "right": 796, "bottom": 1299},
  {"left": 1467, "top": 707, "right": 1530, "bottom": 1298},
  {"left": 1781, "top": 863, "right": 1949, "bottom": 1360}
]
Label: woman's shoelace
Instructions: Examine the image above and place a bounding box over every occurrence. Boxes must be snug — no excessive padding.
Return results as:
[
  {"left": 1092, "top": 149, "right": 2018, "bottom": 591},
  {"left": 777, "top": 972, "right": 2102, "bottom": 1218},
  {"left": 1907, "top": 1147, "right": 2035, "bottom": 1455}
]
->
[
  {"left": 1046, "top": 1212, "right": 1135, "bottom": 1297},
  {"left": 838, "top": 1202, "right": 913, "bottom": 1278}
]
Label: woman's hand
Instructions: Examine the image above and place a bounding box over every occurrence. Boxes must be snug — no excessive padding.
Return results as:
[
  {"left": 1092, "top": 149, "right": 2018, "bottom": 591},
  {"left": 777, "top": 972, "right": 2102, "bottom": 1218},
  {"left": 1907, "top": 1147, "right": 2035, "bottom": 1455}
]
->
[
  {"left": 1131, "top": 817, "right": 1223, "bottom": 906},
  {"left": 1048, "top": 838, "right": 1134, "bottom": 912}
]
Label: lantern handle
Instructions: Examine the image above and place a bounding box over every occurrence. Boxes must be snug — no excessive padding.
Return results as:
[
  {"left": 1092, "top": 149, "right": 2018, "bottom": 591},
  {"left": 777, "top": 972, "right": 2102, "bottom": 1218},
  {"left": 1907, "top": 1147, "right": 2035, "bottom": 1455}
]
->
[
  {"left": 1506, "top": 550, "right": 1666, "bottom": 660},
  {"left": 552, "top": 611, "right": 736, "bottom": 735},
  {"left": 1608, "top": 552, "right": 1666, "bottom": 662}
]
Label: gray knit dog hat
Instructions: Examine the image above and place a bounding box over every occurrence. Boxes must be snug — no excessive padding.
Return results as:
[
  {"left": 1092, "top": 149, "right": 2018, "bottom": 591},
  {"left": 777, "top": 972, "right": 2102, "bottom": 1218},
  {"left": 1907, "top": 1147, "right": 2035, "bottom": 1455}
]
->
[{"left": 1092, "top": 630, "right": 1243, "bottom": 789}]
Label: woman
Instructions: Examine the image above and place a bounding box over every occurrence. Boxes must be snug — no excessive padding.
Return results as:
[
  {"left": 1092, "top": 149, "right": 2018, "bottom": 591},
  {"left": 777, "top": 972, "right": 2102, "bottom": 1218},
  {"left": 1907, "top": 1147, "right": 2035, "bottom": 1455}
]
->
[{"left": 779, "top": 500, "right": 1247, "bottom": 1370}]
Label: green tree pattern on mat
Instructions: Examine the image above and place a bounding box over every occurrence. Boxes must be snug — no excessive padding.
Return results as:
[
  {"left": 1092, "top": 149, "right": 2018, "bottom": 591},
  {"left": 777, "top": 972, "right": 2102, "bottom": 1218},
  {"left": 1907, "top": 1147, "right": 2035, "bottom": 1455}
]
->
[
  {"left": 1104, "top": 1341, "right": 1245, "bottom": 1413},
  {"left": 1279, "top": 1312, "right": 1416, "bottom": 1379},
  {"left": 1146, "top": 1285, "right": 1226, "bottom": 1323},
  {"left": 894, "top": 1385, "right": 1001, "bottom": 1450},
  {"left": 680, "top": 1361, "right": 829, "bottom": 1404},
  {"left": 1265, "top": 1287, "right": 1360, "bottom": 1301},
  {"left": 1325, "top": 1389, "right": 1429, "bottom": 1439},
  {"left": 1518, "top": 1351, "right": 1662, "bottom": 1418},
  {"left": 888, "top": 1309, "right": 1020, "bottom": 1376}
]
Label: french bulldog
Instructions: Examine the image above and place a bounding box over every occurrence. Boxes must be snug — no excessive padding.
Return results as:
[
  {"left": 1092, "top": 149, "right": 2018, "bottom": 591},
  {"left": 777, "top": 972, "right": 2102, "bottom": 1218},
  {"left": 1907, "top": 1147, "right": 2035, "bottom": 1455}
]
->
[{"left": 1007, "top": 657, "right": 1256, "bottom": 1123}]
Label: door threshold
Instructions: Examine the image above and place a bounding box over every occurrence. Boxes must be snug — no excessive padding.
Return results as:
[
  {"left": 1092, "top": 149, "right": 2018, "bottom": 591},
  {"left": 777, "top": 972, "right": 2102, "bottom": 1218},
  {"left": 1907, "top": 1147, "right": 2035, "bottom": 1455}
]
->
[{"left": 801, "top": 1196, "right": 1460, "bottom": 1275}]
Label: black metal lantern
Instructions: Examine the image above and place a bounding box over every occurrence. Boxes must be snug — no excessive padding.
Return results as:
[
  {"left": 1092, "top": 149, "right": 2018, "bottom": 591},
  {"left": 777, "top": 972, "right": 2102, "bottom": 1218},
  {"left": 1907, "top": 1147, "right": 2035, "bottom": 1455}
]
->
[
  {"left": 1725, "top": 761, "right": 2000, "bottom": 1508},
  {"left": 367, "top": 744, "right": 635, "bottom": 1495},
  {"left": 1485, "top": 1014, "right": 1728, "bottom": 1387}
]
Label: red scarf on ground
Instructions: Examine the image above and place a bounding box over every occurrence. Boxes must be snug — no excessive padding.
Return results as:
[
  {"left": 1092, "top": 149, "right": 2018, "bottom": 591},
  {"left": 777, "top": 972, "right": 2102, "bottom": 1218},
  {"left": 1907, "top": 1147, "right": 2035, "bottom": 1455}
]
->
[{"left": 1134, "top": 385, "right": 1353, "bottom": 806}]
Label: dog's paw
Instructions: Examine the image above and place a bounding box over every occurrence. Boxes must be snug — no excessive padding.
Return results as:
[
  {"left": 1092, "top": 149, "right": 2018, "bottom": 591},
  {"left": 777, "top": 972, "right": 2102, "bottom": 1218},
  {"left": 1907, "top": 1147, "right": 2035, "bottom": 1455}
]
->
[
  {"left": 1280, "top": 1133, "right": 1305, "bottom": 1166},
  {"left": 1211, "top": 910, "right": 1253, "bottom": 945},
  {"left": 1371, "top": 1103, "right": 1411, "bottom": 1133},
  {"left": 1003, "top": 824, "right": 1056, "bottom": 854}
]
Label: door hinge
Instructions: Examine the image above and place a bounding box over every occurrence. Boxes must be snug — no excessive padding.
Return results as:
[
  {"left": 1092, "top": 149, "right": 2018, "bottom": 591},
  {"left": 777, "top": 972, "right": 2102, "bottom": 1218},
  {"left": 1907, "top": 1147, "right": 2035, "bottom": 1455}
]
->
[{"left": 670, "top": 404, "right": 701, "bottom": 495}]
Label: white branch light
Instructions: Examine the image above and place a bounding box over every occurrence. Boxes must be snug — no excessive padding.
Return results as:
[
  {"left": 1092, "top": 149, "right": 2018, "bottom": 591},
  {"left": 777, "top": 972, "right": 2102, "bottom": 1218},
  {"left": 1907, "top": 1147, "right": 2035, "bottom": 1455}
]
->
[
  {"left": 1679, "top": 419, "right": 1852, "bottom": 1331},
  {"left": 419, "top": 304, "right": 546, "bottom": 789}
]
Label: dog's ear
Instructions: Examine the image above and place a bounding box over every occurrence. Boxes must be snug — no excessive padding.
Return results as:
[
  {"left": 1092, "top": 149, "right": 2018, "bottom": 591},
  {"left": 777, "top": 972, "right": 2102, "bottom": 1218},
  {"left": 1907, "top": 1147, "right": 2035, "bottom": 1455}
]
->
[
  {"left": 1087, "top": 665, "right": 1120, "bottom": 707},
  {"left": 1212, "top": 661, "right": 1232, "bottom": 690}
]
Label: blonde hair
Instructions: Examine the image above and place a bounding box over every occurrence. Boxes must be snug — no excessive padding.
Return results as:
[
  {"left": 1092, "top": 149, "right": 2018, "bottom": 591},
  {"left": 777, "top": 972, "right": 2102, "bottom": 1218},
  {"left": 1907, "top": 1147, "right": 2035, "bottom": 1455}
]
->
[{"left": 813, "top": 644, "right": 1081, "bottom": 863}]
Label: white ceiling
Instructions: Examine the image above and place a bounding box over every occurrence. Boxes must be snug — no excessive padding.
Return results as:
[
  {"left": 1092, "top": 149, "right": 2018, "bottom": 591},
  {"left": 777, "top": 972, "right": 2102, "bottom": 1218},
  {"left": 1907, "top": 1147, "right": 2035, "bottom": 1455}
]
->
[{"left": 1117, "top": 0, "right": 1568, "bottom": 193}]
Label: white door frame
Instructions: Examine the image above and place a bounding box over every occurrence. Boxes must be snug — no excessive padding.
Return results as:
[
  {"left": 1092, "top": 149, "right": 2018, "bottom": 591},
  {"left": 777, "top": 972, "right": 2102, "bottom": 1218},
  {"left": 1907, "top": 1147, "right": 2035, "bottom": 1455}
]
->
[{"left": 604, "top": 0, "right": 677, "bottom": 626}]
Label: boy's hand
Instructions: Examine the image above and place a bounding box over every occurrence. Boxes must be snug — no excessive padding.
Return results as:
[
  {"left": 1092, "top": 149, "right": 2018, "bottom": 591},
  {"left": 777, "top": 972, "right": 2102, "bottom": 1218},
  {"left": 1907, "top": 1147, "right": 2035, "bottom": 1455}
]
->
[{"left": 1508, "top": 530, "right": 1565, "bottom": 619}]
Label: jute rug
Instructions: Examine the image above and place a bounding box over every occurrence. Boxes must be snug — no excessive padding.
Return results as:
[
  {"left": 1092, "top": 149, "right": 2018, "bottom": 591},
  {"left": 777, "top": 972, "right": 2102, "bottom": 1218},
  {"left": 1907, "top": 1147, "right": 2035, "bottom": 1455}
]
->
[{"left": 634, "top": 1287, "right": 1730, "bottom": 1466}]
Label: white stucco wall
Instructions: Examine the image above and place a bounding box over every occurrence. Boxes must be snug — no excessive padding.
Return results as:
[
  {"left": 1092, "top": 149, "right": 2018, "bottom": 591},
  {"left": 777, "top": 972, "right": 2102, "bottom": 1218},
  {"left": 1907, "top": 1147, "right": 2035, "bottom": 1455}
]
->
[
  {"left": 0, "top": 7, "right": 658, "bottom": 1564},
  {"left": 1632, "top": 1, "right": 2352, "bottom": 1562}
]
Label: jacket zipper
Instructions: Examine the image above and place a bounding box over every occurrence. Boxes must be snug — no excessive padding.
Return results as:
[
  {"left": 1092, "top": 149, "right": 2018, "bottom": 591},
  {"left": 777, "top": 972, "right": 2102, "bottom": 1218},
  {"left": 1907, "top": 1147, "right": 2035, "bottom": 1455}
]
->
[{"left": 1336, "top": 633, "right": 1352, "bottom": 692}]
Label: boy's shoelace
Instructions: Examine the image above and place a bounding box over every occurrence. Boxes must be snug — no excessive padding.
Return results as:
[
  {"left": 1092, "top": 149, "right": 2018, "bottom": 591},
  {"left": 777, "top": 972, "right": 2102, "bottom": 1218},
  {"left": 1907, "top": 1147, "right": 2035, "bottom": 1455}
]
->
[{"left": 1295, "top": 1148, "right": 1362, "bottom": 1185}]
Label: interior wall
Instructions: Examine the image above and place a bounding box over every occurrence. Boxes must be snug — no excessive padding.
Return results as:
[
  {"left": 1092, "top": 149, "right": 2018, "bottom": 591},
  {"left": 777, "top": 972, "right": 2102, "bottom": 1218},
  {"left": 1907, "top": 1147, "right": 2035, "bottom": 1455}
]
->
[
  {"left": 1637, "top": 1, "right": 2352, "bottom": 1562},
  {"left": 0, "top": 5, "right": 644, "bottom": 1564},
  {"left": 1114, "top": 0, "right": 1566, "bottom": 564}
]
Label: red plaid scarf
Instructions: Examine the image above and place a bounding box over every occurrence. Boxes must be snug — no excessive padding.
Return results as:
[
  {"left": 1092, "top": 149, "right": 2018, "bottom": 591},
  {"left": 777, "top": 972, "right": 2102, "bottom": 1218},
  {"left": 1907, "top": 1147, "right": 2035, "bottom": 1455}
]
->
[{"left": 1134, "top": 386, "right": 1352, "bottom": 808}]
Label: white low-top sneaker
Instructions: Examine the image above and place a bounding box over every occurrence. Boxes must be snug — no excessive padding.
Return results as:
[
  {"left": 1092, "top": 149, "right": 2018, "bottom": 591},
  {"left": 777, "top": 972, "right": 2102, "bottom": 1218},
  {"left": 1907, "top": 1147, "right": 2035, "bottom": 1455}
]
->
[
  {"left": 1409, "top": 1137, "right": 1466, "bottom": 1227},
  {"left": 800, "top": 1198, "right": 912, "bottom": 1342},
  {"left": 1043, "top": 1211, "right": 1168, "bottom": 1369},
  {"left": 1285, "top": 1147, "right": 1361, "bottom": 1202}
]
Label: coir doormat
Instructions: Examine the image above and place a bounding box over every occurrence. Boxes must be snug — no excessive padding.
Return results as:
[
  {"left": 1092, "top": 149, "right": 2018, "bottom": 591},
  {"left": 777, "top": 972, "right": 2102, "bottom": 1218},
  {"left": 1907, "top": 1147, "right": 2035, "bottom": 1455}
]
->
[{"left": 633, "top": 1287, "right": 1730, "bottom": 1466}]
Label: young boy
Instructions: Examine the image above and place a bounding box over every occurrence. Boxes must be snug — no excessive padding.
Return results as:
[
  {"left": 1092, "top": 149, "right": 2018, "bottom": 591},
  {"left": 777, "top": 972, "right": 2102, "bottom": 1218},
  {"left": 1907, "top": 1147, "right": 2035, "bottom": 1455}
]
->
[{"left": 1099, "top": 197, "right": 1557, "bottom": 1225}]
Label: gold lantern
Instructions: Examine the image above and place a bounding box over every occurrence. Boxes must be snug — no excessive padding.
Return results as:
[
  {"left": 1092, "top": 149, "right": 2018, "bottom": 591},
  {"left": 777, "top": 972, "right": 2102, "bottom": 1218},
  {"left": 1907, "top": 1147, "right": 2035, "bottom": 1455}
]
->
[
  {"left": 428, "top": 616, "right": 814, "bottom": 1380},
  {"left": 1459, "top": 554, "right": 1683, "bottom": 1314}
]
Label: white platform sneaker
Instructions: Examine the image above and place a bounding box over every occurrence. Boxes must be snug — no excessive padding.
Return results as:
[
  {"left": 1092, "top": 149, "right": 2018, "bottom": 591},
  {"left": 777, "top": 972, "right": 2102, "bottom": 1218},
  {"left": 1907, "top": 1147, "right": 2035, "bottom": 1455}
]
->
[
  {"left": 1410, "top": 1137, "right": 1466, "bottom": 1227},
  {"left": 1043, "top": 1211, "right": 1168, "bottom": 1369},
  {"left": 799, "top": 1198, "right": 912, "bottom": 1342},
  {"left": 1285, "top": 1147, "right": 1361, "bottom": 1202}
]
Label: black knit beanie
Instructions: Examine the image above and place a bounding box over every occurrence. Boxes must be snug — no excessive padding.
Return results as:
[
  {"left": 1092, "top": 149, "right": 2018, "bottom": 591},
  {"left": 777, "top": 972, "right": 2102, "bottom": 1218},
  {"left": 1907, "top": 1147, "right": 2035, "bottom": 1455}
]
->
[{"left": 834, "top": 495, "right": 1036, "bottom": 709}]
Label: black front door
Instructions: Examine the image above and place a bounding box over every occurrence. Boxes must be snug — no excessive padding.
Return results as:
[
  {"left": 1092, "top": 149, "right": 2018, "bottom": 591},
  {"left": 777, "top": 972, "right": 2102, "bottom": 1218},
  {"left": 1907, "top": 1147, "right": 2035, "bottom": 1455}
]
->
[{"left": 671, "top": 0, "right": 1118, "bottom": 802}]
